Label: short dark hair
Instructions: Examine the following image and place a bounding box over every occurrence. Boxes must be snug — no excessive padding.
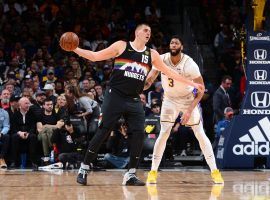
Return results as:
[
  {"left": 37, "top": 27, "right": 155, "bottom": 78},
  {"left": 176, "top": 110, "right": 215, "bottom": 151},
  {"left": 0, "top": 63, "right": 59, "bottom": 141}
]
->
[
  {"left": 170, "top": 35, "right": 184, "bottom": 45},
  {"left": 221, "top": 75, "right": 232, "bottom": 83},
  {"left": 135, "top": 23, "right": 150, "bottom": 31},
  {"left": 43, "top": 98, "right": 53, "bottom": 105}
]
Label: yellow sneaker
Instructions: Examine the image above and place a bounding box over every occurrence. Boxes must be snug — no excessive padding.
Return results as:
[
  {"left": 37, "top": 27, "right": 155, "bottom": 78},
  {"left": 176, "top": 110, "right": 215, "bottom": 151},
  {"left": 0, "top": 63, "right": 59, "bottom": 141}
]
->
[
  {"left": 211, "top": 169, "right": 224, "bottom": 184},
  {"left": 211, "top": 184, "right": 224, "bottom": 198},
  {"left": 146, "top": 170, "right": 158, "bottom": 184}
]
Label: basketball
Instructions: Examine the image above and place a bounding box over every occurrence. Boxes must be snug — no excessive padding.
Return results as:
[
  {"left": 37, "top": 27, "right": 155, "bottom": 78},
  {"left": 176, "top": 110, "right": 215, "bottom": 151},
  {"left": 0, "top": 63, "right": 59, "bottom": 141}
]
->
[{"left": 59, "top": 32, "right": 79, "bottom": 51}]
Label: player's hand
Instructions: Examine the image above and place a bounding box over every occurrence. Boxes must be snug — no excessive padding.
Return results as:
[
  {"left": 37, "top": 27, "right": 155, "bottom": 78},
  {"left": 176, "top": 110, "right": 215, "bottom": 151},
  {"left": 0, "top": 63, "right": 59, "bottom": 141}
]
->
[
  {"left": 181, "top": 111, "right": 191, "bottom": 125},
  {"left": 193, "top": 83, "right": 204, "bottom": 93}
]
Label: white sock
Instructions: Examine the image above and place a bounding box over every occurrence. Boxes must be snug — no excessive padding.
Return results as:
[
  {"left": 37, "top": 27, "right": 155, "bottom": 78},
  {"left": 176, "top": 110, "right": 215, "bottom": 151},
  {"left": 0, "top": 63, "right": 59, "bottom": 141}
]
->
[
  {"left": 81, "top": 162, "right": 90, "bottom": 170},
  {"left": 151, "top": 122, "right": 173, "bottom": 171},
  {"left": 191, "top": 121, "right": 217, "bottom": 171}
]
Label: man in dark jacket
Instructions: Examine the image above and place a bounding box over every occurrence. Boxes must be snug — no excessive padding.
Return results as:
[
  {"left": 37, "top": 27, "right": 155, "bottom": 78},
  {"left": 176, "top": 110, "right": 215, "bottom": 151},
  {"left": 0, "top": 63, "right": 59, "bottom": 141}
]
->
[
  {"left": 213, "top": 75, "right": 232, "bottom": 124},
  {"left": 10, "top": 97, "right": 38, "bottom": 170}
]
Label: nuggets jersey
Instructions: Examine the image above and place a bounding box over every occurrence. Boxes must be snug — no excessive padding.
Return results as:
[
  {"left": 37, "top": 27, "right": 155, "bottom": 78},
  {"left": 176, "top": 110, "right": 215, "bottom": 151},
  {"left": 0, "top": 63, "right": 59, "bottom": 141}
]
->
[
  {"left": 109, "top": 42, "right": 152, "bottom": 97},
  {"left": 159, "top": 52, "right": 201, "bottom": 98}
]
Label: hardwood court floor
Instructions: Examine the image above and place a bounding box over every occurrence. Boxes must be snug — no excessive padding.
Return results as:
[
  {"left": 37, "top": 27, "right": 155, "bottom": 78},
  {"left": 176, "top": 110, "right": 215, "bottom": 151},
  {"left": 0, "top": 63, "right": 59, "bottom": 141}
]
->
[{"left": 0, "top": 169, "right": 270, "bottom": 200}]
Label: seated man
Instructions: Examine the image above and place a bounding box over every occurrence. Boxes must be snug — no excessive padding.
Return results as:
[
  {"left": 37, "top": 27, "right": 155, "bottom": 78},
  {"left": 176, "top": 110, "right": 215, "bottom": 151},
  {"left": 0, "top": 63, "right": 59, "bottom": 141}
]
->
[
  {"left": 10, "top": 97, "right": 38, "bottom": 169},
  {"left": 37, "top": 99, "right": 64, "bottom": 160},
  {"left": 0, "top": 108, "right": 10, "bottom": 168}
]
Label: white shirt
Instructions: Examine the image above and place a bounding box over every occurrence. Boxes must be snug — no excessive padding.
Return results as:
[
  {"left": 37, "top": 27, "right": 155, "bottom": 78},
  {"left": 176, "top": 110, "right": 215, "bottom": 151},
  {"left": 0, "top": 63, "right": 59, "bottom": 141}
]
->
[{"left": 154, "top": 52, "right": 201, "bottom": 98}]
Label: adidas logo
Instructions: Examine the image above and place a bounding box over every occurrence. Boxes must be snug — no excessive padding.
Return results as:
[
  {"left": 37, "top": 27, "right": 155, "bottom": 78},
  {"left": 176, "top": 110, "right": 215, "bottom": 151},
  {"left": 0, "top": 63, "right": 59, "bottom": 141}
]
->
[{"left": 233, "top": 117, "right": 270, "bottom": 155}]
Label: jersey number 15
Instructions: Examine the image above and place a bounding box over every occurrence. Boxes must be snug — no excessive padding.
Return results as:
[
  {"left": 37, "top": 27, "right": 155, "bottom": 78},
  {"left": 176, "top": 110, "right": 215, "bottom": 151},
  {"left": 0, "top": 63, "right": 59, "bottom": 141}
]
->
[{"left": 141, "top": 55, "right": 148, "bottom": 63}]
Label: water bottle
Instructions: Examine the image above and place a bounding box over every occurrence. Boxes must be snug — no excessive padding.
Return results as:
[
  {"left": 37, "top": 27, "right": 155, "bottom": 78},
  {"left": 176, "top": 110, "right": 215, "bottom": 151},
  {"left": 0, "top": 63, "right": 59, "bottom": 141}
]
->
[
  {"left": 50, "top": 150, "right": 54, "bottom": 163},
  {"left": 20, "top": 153, "right": 27, "bottom": 169}
]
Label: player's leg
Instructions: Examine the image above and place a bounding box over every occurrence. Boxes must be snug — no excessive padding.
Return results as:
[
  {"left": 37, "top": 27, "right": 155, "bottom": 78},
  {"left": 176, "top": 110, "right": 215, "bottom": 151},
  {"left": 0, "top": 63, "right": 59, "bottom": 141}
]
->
[
  {"left": 147, "top": 99, "right": 178, "bottom": 184},
  {"left": 122, "top": 99, "right": 146, "bottom": 186},
  {"left": 189, "top": 107, "right": 224, "bottom": 184},
  {"left": 77, "top": 89, "right": 124, "bottom": 185}
]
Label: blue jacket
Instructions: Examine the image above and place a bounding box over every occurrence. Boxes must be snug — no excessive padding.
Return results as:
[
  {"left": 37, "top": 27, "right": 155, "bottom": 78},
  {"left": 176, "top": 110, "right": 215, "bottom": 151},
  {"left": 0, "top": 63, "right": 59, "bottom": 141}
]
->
[{"left": 0, "top": 108, "right": 10, "bottom": 135}]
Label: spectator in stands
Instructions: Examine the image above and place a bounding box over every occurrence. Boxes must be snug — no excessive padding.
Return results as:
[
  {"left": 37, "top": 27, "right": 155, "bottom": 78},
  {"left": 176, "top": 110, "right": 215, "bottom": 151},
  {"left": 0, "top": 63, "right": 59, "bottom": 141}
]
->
[
  {"left": 10, "top": 97, "right": 38, "bottom": 170},
  {"left": 37, "top": 98, "right": 63, "bottom": 159},
  {"left": 147, "top": 81, "right": 163, "bottom": 107},
  {"left": 30, "top": 90, "right": 46, "bottom": 119},
  {"left": 42, "top": 69, "right": 57, "bottom": 87},
  {"left": 64, "top": 85, "right": 95, "bottom": 136},
  {"left": 0, "top": 89, "right": 11, "bottom": 110},
  {"left": 213, "top": 107, "right": 234, "bottom": 151},
  {"left": 43, "top": 84, "right": 57, "bottom": 105},
  {"left": 94, "top": 84, "right": 104, "bottom": 104},
  {"left": 7, "top": 95, "right": 20, "bottom": 123},
  {"left": 139, "top": 93, "right": 151, "bottom": 117},
  {"left": 213, "top": 75, "right": 232, "bottom": 125},
  {"left": 70, "top": 61, "right": 82, "bottom": 80},
  {"left": 4, "top": 82, "right": 21, "bottom": 97},
  {"left": 81, "top": 79, "right": 92, "bottom": 93},
  {"left": 0, "top": 107, "right": 10, "bottom": 169}
]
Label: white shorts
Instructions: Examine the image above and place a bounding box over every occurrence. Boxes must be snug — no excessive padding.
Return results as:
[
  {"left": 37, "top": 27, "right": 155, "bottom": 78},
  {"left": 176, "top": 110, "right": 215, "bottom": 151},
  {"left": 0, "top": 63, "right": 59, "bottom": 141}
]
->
[{"left": 160, "top": 94, "right": 201, "bottom": 126}]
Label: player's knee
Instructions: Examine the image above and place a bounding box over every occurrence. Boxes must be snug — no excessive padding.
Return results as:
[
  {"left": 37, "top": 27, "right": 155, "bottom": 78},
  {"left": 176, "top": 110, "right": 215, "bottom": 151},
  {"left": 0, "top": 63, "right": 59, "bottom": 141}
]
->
[{"left": 160, "top": 122, "right": 173, "bottom": 136}]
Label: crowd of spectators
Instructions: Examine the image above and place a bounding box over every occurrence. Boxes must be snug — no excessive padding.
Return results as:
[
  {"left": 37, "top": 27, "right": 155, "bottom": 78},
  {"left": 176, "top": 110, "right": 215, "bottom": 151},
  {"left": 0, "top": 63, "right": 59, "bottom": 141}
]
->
[{"left": 0, "top": 0, "right": 169, "bottom": 170}]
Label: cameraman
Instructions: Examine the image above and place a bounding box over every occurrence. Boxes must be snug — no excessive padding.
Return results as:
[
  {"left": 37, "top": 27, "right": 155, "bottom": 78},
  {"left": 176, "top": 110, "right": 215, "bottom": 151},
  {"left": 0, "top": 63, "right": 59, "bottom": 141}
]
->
[
  {"left": 51, "top": 121, "right": 83, "bottom": 168},
  {"left": 104, "top": 119, "right": 130, "bottom": 169}
]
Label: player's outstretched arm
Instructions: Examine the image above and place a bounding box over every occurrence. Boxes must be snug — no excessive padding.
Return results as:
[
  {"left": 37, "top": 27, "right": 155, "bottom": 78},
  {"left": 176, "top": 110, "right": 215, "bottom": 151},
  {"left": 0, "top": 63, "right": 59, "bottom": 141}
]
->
[
  {"left": 144, "top": 68, "right": 160, "bottom": 90},
  {"left": 73, "top": 41, "right": 126, "bottom": 62},
  {"left": 151, "top": 49, "right": 204, "bottom": 92}
]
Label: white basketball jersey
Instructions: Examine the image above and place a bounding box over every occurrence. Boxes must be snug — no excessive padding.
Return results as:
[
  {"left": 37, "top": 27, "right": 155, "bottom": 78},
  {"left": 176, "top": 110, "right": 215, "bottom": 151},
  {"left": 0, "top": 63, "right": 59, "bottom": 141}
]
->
[{"left": 158, "top": 52, "right": 201, "bottom": 98}]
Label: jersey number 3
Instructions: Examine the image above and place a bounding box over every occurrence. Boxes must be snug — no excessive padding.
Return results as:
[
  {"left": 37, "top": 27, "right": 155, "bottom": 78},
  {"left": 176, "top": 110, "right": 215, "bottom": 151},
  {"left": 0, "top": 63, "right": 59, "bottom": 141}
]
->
[
  {"left": 141, "top": 55, "right": 148, "bottom": 63},
  {"left": 168, "top": 78, "right": 174, "bottom": 87}
]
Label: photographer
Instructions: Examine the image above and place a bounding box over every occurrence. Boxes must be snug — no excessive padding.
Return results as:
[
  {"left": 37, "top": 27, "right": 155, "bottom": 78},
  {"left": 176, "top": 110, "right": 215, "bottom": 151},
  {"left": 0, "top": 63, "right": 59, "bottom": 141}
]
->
[
  {"left": 51, "top": 122, "right": 83, "bottom": 168},
  {"left": 104, "top": 120, "right": 130, "bottom": 169}
]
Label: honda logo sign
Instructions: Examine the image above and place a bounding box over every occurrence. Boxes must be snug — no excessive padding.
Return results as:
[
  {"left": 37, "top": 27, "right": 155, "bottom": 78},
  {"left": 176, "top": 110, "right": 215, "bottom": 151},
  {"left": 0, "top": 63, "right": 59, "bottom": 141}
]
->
[
  {"left": 251, "top": 92, "right": 270, "bottom": 108},
  {"left": 254, "top": 49, "right": 267, "bottom": 60},
  {"left": 254, "top": 70, "right": 267, "bottom": 80}
]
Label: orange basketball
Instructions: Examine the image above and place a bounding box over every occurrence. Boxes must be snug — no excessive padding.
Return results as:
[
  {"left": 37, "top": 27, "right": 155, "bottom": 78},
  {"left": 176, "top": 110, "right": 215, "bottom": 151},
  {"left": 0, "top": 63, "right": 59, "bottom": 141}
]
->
[{"left": 59, "top": 32, "right": 79, "bottom": 51}]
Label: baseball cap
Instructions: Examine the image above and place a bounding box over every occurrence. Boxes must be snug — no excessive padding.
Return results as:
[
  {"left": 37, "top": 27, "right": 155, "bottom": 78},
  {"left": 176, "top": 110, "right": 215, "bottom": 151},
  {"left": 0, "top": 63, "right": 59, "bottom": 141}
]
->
[
  {"left": 47, "top": 69, "right": 54, "bottom": 75},
  {"left": 43, "top": 84, "right": 54, "bottom": 90},
  {"left": 36, "top": 90, "right": 46, "bottom": 96},
  {"left": 24, "top": 74, "right": 32, "bottom": 79},
  {"left": 10, "top": 95, "right": 20, "bottom": 102}
]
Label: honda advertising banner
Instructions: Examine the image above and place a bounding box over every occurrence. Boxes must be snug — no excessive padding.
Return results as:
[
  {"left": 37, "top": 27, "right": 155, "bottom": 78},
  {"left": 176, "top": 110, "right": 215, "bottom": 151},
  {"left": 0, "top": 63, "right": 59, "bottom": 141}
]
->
[{"left": 216, "top": 31, "right": 270, "bottom": 168}]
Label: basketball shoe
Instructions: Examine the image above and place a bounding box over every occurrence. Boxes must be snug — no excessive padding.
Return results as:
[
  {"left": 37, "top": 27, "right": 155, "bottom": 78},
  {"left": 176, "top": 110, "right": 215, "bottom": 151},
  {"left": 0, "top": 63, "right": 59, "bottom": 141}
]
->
[
  {"left": 146, "top": 170, "right": 158, "bottom": 184},
  {"left": 211, "top": 169, "right": 224, "bottom": 184},
  {"left": 122, "top": 171, "right": 145, "bottom": 186},
  {"left": 77, "top": 163, "right": 90, "bottom": 185}
]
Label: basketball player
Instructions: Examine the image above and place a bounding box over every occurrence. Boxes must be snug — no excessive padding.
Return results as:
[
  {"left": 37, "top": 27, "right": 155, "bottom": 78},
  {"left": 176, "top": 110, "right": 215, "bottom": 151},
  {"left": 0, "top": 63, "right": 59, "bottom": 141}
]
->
[
  {"left": 145, "top": 35, "right": 224, "bottom": 184},
  {"left": 64, "top": 24, "right": 203, "bottom": 186}
]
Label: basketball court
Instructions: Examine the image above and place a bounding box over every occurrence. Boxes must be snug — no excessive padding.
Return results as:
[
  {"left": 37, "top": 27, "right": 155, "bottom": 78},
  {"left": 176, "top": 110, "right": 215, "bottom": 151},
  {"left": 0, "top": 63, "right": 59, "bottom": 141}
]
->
[{"left": 1, "top": 169, "right": 270, "bottom": 199}]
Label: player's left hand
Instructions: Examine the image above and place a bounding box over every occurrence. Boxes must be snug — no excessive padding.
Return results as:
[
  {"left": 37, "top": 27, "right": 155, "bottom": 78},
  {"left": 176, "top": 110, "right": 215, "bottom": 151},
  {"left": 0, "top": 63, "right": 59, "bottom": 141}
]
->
[
  {"left": 193, "top": 83, "right": 204, "bottom": 93},
  {"left": 181, "top": 111, "right": 191, "bottom": 125}
]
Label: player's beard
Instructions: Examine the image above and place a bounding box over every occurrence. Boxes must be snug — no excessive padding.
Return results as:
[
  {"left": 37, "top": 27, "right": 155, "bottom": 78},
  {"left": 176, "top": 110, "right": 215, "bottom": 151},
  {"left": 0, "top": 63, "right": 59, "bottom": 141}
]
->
[{"left": 170, "top": 48, "right": 181, "bottom": 56}]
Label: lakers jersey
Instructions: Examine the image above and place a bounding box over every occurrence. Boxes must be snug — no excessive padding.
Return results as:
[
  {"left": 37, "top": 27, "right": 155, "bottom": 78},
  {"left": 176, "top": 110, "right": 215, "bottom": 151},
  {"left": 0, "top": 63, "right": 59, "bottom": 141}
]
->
[
  {"left": 159, "top": 52, "right": 201, "bottom": 98},
  {"left": 109, "top": 42, "right": 152, "bottom": 97}
]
